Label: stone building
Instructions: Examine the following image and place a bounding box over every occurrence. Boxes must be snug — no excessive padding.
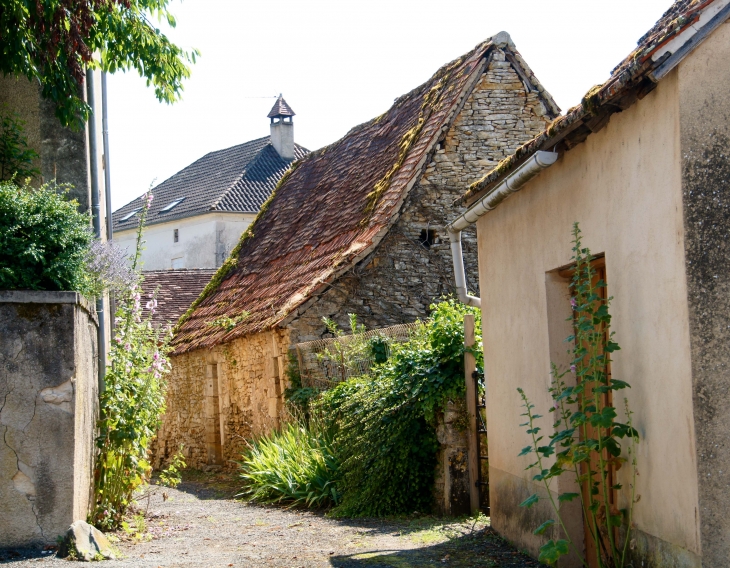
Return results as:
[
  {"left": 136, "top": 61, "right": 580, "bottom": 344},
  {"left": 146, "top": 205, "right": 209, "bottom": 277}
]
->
[
  {"left": 112, "top": 96, "right": 308, "bottom": 270},
  {"left": 156, "top": 33, "right": 559, "bottom": 469},
  {"left": 452, "top": 1, "right": 730, "bottom": 566}
]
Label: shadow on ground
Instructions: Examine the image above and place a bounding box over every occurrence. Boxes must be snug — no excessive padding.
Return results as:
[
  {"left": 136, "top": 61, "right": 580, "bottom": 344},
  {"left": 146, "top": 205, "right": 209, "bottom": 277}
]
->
[{"left": 330, "top": 526, "right": 542, "bottom": 568}]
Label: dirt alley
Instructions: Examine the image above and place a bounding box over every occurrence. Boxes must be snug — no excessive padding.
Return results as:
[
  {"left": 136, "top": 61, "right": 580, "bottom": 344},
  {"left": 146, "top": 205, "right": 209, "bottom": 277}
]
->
[{"left": 1, "top": 471, "right": 542, "bottom": 568}]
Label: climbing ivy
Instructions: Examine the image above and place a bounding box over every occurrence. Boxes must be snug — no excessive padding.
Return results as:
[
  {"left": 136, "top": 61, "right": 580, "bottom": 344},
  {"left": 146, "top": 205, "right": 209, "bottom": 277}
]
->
[{"left": 319, "top": 299, "right": 482, "bottom": 517}]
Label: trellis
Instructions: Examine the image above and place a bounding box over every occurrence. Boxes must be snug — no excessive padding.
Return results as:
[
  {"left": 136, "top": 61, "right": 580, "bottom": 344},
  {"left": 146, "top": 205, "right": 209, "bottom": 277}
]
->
[{"left": 294, "top": 322, "right": 421, "bottom": 389}]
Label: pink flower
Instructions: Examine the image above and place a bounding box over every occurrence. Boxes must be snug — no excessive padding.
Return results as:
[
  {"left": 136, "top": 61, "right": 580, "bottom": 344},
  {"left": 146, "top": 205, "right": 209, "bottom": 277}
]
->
[
  {"left": 124, "top": 343, "right": 131, "bottom": 351},
  {"left": 146, "top": 192, "right": 154, "bottom": 206},
  {"left": 570, "top": 297, "right": 577, "bottom": 309},
  {"left": 570, "top": 365, "right": 576, "bottom": 374},
  {"left": 146, "top": 299, "right": 157, "bottom": 310}
]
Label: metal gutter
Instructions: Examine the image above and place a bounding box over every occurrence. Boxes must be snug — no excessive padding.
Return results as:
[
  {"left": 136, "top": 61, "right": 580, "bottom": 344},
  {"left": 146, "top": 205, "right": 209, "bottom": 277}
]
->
[
  {"left": 101, "top": 71, "right": 113, "bottom": 242},
  {"left": 446, "top": 151, "right": 559, "bottom": 307}
]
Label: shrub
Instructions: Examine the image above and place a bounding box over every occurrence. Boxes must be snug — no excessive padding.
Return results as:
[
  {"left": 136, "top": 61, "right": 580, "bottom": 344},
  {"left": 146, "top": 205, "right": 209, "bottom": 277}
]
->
[
  {"left": 238, "top": 416, "right": 339, "bottom": 509},
  {"left": 320, "top": 299, "right": 482, "bottom": 517},
  {"left": 0, "top": 181, "right": 91, "bottom": 292}
]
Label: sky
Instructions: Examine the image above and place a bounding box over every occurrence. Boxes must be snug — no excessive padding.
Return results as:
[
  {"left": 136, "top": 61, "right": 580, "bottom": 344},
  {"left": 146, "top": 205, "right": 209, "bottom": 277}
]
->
[{"left": 107, "top": 0, "right": 674, "bottom": 210}]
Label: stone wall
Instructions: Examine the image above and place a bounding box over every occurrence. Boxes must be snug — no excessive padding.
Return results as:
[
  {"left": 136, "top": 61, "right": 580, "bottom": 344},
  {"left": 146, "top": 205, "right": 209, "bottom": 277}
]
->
[
  {"left": 156, "top": 328, "right": 290, "bottom": 469},
  {"left": 289, "top": 49, "right": 552, "bottom": 343},
  {"left": 0, "top": 291, "right": 98, "bottom": 547},
  {"left": 0, "top": 75, "right": 91, "bottom": 209}
]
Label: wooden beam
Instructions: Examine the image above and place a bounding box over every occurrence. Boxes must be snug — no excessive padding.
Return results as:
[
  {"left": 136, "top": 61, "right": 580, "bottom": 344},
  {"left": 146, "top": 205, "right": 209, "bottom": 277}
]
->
[{"left": 464, "top": 314, "right": 480, "bottom": 515}]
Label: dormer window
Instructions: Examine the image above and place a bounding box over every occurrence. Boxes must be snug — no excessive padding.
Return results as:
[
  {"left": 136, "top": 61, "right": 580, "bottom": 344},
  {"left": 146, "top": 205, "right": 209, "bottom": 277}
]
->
[
  {"left": 160, "top": 198, "right": 185, "bottom": 213},
  {"left": 120, "top": 208, "right": 141, "bottom": 222}
]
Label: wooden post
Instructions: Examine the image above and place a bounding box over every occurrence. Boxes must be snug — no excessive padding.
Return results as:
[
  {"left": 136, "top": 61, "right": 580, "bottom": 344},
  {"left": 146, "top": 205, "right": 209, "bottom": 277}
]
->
[{"left": 464, "top": 314, "right": 480, "bottom": 515}]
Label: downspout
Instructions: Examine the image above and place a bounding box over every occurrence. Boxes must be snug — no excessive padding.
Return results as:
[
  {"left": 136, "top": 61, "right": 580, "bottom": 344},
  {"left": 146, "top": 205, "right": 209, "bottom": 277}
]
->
[
  {"left": 446, "top": 151, "right": 559, "bottom": 307},
  {"left": 86, "top": 68, "right": 106, "bottom": 391}
]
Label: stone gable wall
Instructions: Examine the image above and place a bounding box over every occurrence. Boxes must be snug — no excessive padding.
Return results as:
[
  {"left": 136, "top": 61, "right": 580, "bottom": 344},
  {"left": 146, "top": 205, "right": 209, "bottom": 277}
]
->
[{"left": 289, "top": 49, "right": 551, "bottom": 343}]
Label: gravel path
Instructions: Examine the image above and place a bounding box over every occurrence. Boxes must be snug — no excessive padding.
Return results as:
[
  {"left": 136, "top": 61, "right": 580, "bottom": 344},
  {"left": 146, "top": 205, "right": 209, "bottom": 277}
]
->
[{"left": 1, "top": 471, "right": 541, "bottom": 567}]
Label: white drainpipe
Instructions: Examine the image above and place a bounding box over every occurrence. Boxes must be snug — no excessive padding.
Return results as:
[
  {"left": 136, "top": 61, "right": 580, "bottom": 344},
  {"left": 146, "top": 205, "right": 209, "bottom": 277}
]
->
[{"left": 446, "top": 151, "right": 559, "bottom": 307}]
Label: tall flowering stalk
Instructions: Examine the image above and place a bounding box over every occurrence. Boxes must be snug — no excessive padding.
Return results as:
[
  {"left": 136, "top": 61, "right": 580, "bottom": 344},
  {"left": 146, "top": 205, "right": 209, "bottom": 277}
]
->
[
  {"left": 91, "top": 191, "right": 173, "bottom": 530},
  {"left": 517, "top": 223, "right": 639, "bottom": 567}
]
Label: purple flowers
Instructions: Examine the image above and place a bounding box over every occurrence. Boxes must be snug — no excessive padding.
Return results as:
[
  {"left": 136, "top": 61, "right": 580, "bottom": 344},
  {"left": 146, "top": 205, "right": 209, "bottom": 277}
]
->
[
  {"left": 570, "top": 364, "right": 576, "bottom": 374},
  {"left": 570, "top": 297, "right": 577, "bottom": 309}
]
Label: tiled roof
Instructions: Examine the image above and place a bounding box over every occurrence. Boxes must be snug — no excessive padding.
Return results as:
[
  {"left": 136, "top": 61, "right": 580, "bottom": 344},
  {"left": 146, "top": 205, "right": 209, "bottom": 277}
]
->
[
  {"left": 267, "top": 96, "right": 296, "bottom": 118},
  {"left": 112, "top": 137, "right": 309, "bottom": 231},
  {"left": 141, "top": 269, "right": 217, "bottom": 327},
  {"left": 460, "top": 0, "right": 728, "bottom": 205},
  {"left": 171, "top": 34, "right": 558, "bottom": 355}
]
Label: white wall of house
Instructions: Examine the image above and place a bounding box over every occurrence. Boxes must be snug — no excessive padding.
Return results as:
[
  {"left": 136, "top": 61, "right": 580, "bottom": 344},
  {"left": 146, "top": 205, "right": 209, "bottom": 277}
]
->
[{"left": 114, "top": 212, "right": 255, "bottom": 270}]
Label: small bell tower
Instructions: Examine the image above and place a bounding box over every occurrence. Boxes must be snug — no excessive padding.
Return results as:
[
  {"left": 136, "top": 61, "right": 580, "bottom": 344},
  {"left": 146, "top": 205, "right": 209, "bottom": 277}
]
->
[{"left": 268, "top": 95, "right": 296, "bottom": 160}]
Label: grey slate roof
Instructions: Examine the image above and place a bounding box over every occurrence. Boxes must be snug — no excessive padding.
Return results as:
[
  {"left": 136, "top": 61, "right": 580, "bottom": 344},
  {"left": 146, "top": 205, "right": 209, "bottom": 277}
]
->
[
  {"left": 113, "top": 136, "right": 309, "bottom": 231},
  {"left": 267, "top": 96, "right": 295, "bottom": 118}
]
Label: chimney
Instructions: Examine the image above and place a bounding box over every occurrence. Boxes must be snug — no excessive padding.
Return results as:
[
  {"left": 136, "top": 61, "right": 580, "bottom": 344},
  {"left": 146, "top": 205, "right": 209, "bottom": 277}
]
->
[{"left": 267, "top": 94, "right": 295, "bottom": 160}]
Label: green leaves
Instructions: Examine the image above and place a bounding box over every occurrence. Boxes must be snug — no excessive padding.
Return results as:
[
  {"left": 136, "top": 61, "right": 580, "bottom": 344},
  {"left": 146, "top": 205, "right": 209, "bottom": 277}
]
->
[
  {"left": 538, "top": 539, "right": 570, "bottom": 565},
  {"left": 533, "top": 519, "right": 555, "bottom": 535},
  {"left": 558, "top": 492, "right": 580, "bottom": 503},
  {"left": 0, "top": 181, "right": 91, "bottom": 293},
  {"left": 519, "top": 493, "right": 539, "bottom": 508},
  {"left": 0, "top": 0, "right": 198, "bottom": 129}
]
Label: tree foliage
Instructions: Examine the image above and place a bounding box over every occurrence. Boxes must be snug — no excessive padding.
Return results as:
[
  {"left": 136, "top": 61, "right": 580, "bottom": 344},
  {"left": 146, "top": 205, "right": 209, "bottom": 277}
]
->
[{"left": 0, "top": 0, "right": 198, "bottom": 128}]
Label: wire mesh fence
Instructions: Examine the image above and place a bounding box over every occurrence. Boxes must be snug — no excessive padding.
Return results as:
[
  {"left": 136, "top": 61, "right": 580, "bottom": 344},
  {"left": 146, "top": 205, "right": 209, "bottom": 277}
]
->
[{"left": 294, "top": 322, "right": 422, "bottom": 389}]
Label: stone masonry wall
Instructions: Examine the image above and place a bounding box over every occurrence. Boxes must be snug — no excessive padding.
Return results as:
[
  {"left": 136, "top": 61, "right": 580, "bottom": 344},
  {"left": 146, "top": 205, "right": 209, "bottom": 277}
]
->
[
  {"left": 155, "top": 328, "right": 290, "bottom": 469},
  {"left": 0, "top": 291, "right": 98, "bottom": 547},
  {"left": 289, "top": 49, "right": 552, "bottom": 342}
]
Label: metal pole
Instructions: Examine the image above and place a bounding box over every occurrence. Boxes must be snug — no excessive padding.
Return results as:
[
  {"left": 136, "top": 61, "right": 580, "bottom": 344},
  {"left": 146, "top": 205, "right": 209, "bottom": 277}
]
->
[
  {"left": 86, "top": 69, "right": 106, "bottom": 393},
  {"left": 101, "top": 71, "right": 113, "bottom": 242}
]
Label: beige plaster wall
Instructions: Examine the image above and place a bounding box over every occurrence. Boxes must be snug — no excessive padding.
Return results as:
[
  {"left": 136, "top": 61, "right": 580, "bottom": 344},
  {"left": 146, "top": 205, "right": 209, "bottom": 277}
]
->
[
  {"left": 155, "top": 328, "right": 290, "bottom": 469},
  {"left": 475, "top": 67, "right": 700, "bottom": 564},
  {"left": 676, "top": 20, "right": 730, "bottom": 566}
]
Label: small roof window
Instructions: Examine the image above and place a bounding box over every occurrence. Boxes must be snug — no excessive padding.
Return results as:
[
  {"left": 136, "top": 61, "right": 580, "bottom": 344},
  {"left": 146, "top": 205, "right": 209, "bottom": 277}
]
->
[
  {"left": 159, "top": 197, "right": 185, "bottom": 213},
  {"left": 119, "top": 208, "right": 141, "bottom": 222}
]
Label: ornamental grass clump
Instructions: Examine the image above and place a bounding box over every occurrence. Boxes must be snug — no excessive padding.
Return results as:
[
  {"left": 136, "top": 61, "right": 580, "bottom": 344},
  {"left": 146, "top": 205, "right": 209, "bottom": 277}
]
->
[
  {"left": 238, "top": 414, "right": 339, "bottom": 509},
  {"left": 517, "top": 223, "right": 640, "bottom": 568}
]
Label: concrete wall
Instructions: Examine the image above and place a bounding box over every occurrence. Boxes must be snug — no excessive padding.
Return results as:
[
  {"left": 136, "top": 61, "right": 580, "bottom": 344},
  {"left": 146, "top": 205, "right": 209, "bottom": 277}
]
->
[
  {"left": 115, "top": 212, "right": 255, "bottom": 270},
  {"left": 155, "top": 328, "right": 290, "bottom": 469},
  {"left": 0, "top": 291, "right": 98, "bottom": 547},
  {"left": 678, "top": 20, "right": 730, "bottom": 567},
  {"left": 474, "top": 63, "right": 702, "bottom": 565}
]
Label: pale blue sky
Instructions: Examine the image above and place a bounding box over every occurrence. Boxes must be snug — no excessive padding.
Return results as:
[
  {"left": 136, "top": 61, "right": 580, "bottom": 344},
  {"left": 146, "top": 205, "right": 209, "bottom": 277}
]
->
[{"left": 108, "top": 0, "right": 674, "bottom": 210}]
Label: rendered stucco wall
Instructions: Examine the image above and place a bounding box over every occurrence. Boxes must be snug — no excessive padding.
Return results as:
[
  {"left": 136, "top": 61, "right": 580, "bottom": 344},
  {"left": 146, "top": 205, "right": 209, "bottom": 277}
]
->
[
  {"left": 155, "top": 328, "right": 290, "bottom": 469},
  {"left": 0, "top": 292, "right": 98, "bottom": 547},
  {"left": 115, "top": 212, "right": 254, "bottom": 270},
  {"left": 475, "top": 66, "right": 701, "bottom": 566},
  {"left": 677, "top": 20, "right": 730, "bottom": 567}
]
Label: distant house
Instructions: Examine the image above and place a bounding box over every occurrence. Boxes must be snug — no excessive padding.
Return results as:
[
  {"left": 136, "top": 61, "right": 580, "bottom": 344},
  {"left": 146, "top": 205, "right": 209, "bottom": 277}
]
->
[
  {"left": 154, "top": 32, "right": 559, "bottom": 469},
  {"left": 112, "top": 96, "right": 308, "bottom": 270},
  {"left": 140, "top": 269, "right": 217, "bottom": 327},
  {"left": 451, "top": 1, "right": 730, "bottom": 566}
]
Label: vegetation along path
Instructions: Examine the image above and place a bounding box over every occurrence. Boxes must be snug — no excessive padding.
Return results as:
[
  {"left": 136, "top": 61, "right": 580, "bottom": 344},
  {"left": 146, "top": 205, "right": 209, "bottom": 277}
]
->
[{"left": 1, "top": 472, "right": 540, "bottom": 567}]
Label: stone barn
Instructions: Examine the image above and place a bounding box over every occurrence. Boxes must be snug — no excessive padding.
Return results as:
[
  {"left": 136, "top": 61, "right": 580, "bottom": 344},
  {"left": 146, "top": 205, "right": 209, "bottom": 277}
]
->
[{"left": 156, "top": 32, "right": 559, "bottom": 469}]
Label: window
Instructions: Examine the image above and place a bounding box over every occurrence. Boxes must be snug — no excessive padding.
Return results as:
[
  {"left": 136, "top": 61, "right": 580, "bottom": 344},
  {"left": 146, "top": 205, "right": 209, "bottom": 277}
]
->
[
  {"left": 174, "top": 229, "right": 179, "bottom": 243},
  {"left": 119, "top": 208, "right": 141, "bottom": 222},
  {"left": 171, "top": 257, "right": 184, "bottom": 269},
  {"left": 159, "top": 197, "right": 185, "bottom": 213}
]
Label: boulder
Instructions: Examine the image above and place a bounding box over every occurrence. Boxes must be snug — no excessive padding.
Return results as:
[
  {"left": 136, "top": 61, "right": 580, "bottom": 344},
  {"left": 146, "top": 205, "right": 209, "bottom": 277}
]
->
[{"left": 65, "top": 520, "right": 115, "bottom": 561}]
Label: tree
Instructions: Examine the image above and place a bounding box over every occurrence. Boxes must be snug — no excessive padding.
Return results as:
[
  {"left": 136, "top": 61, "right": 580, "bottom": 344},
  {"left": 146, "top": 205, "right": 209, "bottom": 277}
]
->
[
  {"left": 0, "top": 108, "right": 40, "bottom": 181},
  {"left": 0, "top": 0, "right": 198, "bottom": 129}
]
